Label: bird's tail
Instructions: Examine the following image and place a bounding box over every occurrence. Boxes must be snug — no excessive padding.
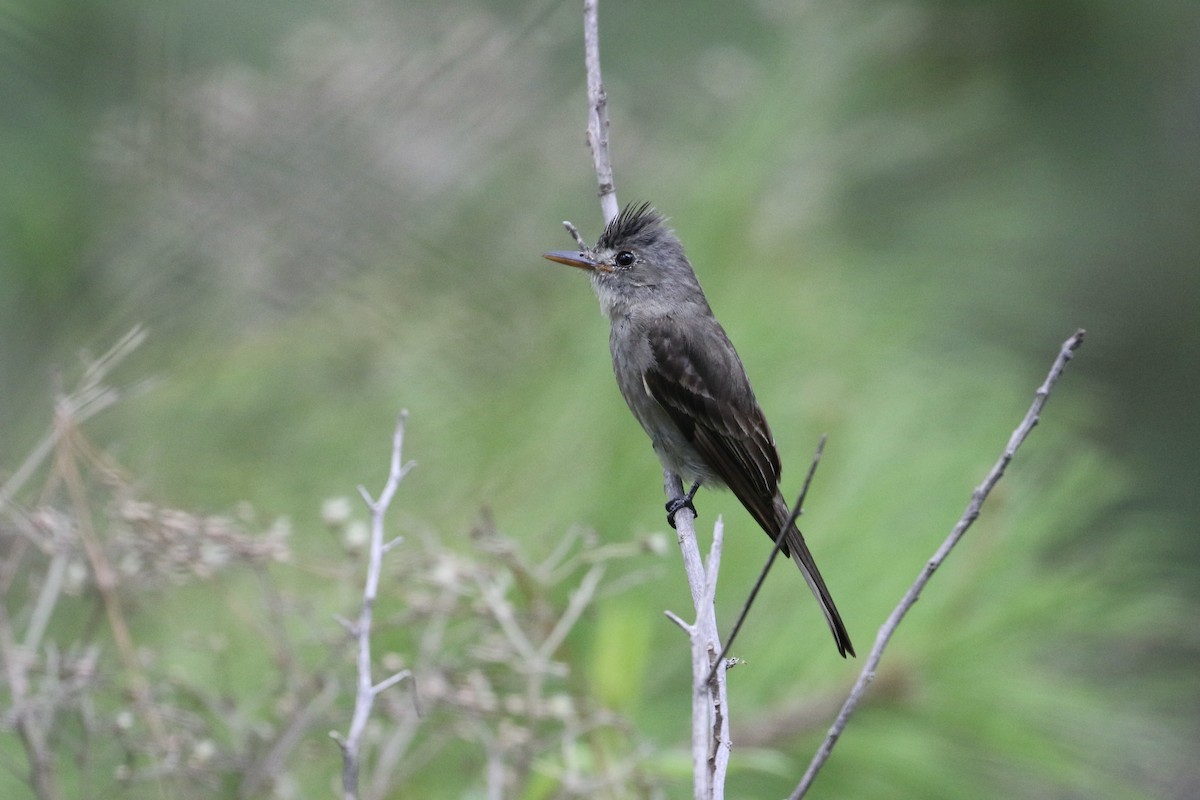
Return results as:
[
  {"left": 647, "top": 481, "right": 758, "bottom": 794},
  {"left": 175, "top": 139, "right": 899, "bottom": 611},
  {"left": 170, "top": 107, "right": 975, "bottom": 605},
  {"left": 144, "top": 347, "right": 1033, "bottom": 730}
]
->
[{"left": 770, "top": 495, "right": 855, "bottom": 658}]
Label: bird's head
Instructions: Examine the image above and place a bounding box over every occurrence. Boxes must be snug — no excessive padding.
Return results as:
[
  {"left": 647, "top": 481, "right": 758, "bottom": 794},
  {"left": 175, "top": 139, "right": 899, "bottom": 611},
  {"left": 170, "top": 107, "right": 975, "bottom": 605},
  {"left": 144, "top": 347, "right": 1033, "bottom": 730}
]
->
[{"left": 544, "top": 202, "right": 703, "bottom": 319}]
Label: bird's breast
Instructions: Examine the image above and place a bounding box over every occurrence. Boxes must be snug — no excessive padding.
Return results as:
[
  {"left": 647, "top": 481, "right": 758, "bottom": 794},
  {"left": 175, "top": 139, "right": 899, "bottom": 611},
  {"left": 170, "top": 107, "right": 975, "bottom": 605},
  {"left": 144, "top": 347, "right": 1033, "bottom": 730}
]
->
[{"left": 607, "top": 321, "right": 719, "bottom": 487}]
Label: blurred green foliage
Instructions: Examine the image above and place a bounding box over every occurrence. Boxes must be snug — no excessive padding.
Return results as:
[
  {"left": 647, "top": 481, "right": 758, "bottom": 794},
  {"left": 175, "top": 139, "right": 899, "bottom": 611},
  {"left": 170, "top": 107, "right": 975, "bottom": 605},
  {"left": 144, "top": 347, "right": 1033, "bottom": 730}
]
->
[{"left": 2, "top": 0, "right": 1198, "bottom": 797}]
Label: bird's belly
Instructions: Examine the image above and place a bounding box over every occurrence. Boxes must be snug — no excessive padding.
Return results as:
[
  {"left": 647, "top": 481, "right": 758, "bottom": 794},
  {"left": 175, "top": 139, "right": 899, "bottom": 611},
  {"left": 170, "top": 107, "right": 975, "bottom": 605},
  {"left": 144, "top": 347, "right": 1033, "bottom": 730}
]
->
[{"left": 629, "top": 393, "right": 723, "bottom": 488}]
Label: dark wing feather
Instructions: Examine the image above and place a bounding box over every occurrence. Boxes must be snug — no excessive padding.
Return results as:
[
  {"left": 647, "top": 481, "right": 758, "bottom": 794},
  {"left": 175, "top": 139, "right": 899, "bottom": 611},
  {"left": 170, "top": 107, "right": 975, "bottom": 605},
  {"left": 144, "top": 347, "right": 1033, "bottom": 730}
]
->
[
  {"left": 642, "top": 319, "right": 784, "bottom": 541},
  {"left": 643, "top": 318, "right": 856, "bottom": 657}
]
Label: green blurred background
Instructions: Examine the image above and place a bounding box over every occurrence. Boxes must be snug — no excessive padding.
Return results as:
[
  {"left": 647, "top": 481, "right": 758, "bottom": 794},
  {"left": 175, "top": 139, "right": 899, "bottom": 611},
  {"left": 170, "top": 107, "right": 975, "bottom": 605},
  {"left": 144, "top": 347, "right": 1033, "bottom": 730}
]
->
[{"left": 3, "top": 0, "right": 1198, "bottom": 797}]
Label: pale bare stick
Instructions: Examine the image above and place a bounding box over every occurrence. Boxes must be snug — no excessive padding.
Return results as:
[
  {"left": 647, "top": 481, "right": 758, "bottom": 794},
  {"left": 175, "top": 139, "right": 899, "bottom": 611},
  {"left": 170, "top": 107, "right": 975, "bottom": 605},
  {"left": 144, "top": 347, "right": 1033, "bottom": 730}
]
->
[
  {"left": 332, "top": 412, "right": 416, "bottom": 800},
  {"left": 790, "top": 329, "right": 1086, "bottom": 799},
  {"left": 703, "top": 517, "right": 731, "bottom": 797},
  {"left": 575, "top": 4, "right": 727, "bottom": 797},
  {"left": 662, "top": 487, "right": 729, "bottom": 800},
  {"left": 562, "top": 220, "right": 589, "bottom": 251},
  {"left": 583, "top": 0, "right": 618, "bottom": 223}
]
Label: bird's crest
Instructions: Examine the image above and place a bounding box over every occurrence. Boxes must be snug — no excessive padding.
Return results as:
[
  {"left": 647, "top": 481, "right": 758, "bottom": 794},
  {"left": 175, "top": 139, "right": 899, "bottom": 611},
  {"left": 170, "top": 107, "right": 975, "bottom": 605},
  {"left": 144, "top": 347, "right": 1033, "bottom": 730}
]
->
[{"left": 598, "top": 202, "right": 666, "bottom": 250}]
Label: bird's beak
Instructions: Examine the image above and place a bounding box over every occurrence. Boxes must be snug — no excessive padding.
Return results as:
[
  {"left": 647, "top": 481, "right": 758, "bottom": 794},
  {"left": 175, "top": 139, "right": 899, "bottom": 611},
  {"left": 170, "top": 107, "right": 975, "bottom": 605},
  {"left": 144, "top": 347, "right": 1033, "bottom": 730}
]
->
[{"left": 542, "top": 250, "right": 612, "bottom": 272}]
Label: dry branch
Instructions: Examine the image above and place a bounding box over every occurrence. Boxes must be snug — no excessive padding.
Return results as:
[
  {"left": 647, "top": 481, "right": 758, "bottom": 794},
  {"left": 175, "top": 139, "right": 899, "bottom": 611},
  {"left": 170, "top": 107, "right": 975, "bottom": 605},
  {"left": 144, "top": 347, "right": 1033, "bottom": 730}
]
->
[
  {"left": 333, "top": 412, "right": 415, "bottom": 800},
  {"left": 790, "top": 329, "right": 1086, "bottom": 798}
]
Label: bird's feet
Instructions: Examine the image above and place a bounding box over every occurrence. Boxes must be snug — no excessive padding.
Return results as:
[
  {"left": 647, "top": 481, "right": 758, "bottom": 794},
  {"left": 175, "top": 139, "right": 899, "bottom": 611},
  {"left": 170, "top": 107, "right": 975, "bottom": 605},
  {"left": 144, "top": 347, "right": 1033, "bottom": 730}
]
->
[
  {"left": 665, "top": 496, "right": 696, "bottom": 529},
  {"left": 665, "top": 482, "right": 701, "bottom": 529}
]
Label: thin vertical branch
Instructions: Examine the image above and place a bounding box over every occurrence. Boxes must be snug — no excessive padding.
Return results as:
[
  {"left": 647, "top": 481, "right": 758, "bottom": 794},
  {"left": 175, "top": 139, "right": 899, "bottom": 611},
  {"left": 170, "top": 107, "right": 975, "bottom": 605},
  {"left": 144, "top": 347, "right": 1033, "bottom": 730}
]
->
[
  {"left": 582, "top": 0, "right": 618, "bottom": 223},
  {"left": 333, "top": 412, "right": 415, "bottom": 800},
  {"left": 702, "top": 519, "right": 730, "bottom": 798},
  {"left": 0, "top": 328, "right": 145, "bottom": 800},
  {"left": 576, "top": 3, "right": 726, "bottom": 796},
  {"left": 664, "top": 470, "right": 728, "bottom": 800},
  {"left": 0, "top": 605, "right": 60, "bottom": 800},
  {"left": 58, "top": 414, "right": 169, "bottom": 754},
  {"left": 665, "top": 473, "right": 707, "bottom": 613},
  {"left": 790, "top": 329, "right": 1086, "bottom": 798}
]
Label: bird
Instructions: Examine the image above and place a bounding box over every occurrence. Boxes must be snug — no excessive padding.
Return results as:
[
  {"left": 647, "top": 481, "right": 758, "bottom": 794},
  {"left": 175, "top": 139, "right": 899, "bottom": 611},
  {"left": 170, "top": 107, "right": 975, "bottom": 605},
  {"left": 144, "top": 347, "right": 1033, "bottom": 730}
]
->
[{"left": 543, "top": 201, "right": 854, "bottom": 657}]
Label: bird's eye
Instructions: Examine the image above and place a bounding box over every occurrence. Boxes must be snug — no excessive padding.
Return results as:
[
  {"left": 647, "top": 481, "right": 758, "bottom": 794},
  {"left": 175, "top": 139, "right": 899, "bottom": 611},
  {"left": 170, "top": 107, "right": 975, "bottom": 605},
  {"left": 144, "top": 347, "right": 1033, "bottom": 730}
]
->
[{"left": 615, "top": 251, "right": 636, "bottom": 267}]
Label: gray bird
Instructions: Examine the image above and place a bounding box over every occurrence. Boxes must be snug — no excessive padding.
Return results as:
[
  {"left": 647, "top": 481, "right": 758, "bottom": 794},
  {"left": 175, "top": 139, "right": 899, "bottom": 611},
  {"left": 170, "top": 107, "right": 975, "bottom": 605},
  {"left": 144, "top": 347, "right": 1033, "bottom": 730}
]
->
[{"left": 544, "top": 202, "right": 854, "bottom": 657}]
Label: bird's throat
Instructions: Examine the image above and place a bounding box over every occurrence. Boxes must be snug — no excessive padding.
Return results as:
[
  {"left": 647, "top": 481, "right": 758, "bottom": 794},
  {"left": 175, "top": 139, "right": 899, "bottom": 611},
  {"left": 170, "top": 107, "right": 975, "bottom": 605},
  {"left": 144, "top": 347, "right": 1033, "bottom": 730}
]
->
[{"left": 590, "top": 273, "right": 626, "bottom": 320}]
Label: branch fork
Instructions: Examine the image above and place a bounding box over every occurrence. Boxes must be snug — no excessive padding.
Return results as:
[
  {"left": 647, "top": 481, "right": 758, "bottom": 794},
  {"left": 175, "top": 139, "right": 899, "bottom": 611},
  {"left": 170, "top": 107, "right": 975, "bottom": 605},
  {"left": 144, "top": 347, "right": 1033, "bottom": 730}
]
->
[{"left": 333, "top": 412, "right": 417, "bottom": 800}]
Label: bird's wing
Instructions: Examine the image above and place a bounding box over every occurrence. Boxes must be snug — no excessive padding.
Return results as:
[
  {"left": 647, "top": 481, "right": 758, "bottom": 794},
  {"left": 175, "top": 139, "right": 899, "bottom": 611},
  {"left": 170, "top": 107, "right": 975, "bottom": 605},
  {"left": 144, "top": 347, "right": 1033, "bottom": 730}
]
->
[{"left": 641, "top": 318, "right": 781, "bottom": 511}]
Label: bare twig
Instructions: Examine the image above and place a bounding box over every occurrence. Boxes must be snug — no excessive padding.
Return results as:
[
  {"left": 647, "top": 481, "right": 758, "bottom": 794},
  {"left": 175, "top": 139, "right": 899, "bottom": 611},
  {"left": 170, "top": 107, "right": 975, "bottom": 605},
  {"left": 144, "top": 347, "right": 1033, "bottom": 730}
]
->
[
  {"left": 0, "top": 329, "right": 149, "bottom": 800},
  {"left": 540, "top": 562, "right": 606, "bottom": 658},
  {"left": 664, "top": 474, "right": 707, "bottom": 615},
  {"left": 0, "top": 605, "right": 60, "bottom": 800},
  {"left": 57, "top": 409, "right": 170, "bottom": 756},
  {"left": 0, "top": 327, "right": 146, "bottom": 516},
  {"left": 790, "top": 329, "right": 1086, "bottom": 798},
  {"left": 474, "top": 573, "right": 543, "bottom": 667},
  {"left": 333, "top": 412, "right": 415, "bottom": 800},
  {"left": 702, "top": 519, "right": 731, "bottom": 796},
  {"left": 562, "top": 221, "right": 589, "bottom": 251},
  {"left": 664, "top": 473, "right": 729, "bottom": 800},
  {"left": 582, "top": 0, "right": 618, "bottom": 222},
  {"left": 576, "top": 2, "right": 728, "bottom": 796}
]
